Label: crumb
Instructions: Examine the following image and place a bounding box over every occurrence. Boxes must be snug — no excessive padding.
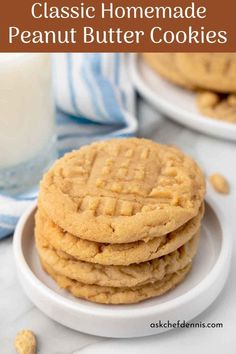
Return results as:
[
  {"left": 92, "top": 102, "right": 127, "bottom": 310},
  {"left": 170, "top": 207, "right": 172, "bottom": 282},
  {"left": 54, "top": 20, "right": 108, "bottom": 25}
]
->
[
  {"left": 209, "top": 173, "right": 229, "bottom": 194},
  {"left": 227, "top": 94, "right": 236, "bottom": 106},
  {"left": 196, "top": 91, "right": 236, "bottom": 123},
  {"left": 15, "top": 330, "right": 37, "bottom": 354},
  {"left": 196, "top": 91, "right": 220, "bottom": 109}
]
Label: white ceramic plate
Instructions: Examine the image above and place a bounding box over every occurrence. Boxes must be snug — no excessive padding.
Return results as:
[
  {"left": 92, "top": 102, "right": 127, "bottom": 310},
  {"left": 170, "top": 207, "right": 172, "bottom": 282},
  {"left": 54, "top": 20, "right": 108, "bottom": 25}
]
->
[
  {"left": 13, "top": 197, "right": 231, "bottom": 338},
  {"left": 130, "top": 54, "right": 236, "bottom": 141}
]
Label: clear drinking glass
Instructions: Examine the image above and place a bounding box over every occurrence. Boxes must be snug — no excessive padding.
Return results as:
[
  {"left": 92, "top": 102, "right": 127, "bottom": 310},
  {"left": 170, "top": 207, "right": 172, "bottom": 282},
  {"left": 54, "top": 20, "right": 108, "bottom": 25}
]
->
[{"left": 0, "top": 53, "right": 57, "bottom": 195}]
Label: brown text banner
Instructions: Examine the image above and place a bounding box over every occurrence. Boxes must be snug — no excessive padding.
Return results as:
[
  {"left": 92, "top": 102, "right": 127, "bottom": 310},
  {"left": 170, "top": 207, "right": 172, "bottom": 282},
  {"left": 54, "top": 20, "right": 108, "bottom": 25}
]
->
[{"left": 0, "top": 0, "right": 235, "bottom": 52}]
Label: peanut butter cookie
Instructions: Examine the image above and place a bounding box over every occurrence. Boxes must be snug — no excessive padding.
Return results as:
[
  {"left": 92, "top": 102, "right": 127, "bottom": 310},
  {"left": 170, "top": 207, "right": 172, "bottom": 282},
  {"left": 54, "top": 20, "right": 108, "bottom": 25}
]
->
[
  {"left": 176, "top": 53, "right": 236, "bottom": 93},
  {"left": 35, "top": 204, "right": 204, "bottom": 265},
  {"left": 36, "top": 230, "right": 199, "bottom": 288},
  {"left": 39, "top": 138, "right": 205, "bottom": 244},
  {"left": 142, "top": 53, "right": 193, "bottom": 89},
  {"left": 42, "top": 262, "right": 191, "bottom": 304}
]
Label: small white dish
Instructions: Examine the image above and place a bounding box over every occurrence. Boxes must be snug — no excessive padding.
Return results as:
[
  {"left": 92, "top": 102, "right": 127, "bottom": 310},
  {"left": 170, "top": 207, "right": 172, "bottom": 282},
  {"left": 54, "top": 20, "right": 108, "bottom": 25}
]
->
[
  {"left": 13, "top": 197, "right": 231, "bottom": 338},
  {"left": 130, "top": 54, "right": 236, "bottom": 142}
]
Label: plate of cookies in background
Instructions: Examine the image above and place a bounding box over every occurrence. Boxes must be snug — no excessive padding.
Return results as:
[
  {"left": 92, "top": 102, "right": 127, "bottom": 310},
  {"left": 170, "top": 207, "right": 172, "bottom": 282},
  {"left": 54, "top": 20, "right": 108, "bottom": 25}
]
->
[
  {"left": 13, "top": 138, "right": 231, "bottom": 338},
  {"left": 130, "top": 53, "right": 236, "bottom": 141}
]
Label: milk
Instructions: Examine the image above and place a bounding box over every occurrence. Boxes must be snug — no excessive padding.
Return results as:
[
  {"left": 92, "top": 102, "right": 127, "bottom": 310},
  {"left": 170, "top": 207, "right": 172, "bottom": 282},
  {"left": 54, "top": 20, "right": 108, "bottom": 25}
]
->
[
  {"left": 0, "top": 53, "right": 55, "bottom": 167},
  {"left": 0, "top": 53, "right": 56, "bottom": 194}
]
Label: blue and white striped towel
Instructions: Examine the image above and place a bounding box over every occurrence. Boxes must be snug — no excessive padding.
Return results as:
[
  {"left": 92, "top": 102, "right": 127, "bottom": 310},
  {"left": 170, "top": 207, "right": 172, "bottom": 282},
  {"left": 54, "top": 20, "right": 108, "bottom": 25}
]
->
[{"left": 0, "top": 53, "right": 138, "bottom": 239}]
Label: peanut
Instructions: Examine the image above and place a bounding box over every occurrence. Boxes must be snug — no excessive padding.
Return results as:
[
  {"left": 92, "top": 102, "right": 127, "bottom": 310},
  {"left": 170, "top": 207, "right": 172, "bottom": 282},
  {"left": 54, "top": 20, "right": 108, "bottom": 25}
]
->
[
  {"left": 209, "top": 173, "right": 229, "bottom": 194},
  {"left": 15, "top": 330, "right": 37, "bottom": 354}
]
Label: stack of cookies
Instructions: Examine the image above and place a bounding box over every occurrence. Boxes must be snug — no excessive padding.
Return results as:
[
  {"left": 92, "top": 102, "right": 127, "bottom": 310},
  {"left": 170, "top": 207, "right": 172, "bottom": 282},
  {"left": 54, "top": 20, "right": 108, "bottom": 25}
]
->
[
  {"left": 142, "top": 53, "right": 236, "bottom": 123},
  {"left": 35, "top": 138, "right": 205, "bottom": 304}
]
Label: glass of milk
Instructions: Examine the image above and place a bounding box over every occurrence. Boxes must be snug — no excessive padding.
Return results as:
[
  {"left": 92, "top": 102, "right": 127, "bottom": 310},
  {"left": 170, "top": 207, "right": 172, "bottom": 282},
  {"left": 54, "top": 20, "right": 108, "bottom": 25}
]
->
[{"left": 0, "top": 53, "right": 57, "bottom": 195}]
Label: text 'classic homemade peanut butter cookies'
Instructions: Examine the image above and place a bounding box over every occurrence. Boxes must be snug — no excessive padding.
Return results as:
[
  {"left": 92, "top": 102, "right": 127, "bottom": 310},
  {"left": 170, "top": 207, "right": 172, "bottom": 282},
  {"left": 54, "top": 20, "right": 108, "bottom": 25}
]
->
[{"left": 36, "top": 138, "right": 206, "bottom": 304}]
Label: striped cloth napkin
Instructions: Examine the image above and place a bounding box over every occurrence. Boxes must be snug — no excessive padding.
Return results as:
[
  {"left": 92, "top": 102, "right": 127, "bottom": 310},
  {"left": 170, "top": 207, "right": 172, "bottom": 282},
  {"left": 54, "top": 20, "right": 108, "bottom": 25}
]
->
[{"left": 0, "top": 53, "right": 137, "bottom": 239}]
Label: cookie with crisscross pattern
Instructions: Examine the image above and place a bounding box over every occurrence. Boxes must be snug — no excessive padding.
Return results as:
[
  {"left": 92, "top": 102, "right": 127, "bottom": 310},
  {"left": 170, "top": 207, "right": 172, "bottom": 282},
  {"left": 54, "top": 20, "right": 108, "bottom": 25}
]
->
[{"left": 39, "top": 138, "right": 205, "bottom": 243}]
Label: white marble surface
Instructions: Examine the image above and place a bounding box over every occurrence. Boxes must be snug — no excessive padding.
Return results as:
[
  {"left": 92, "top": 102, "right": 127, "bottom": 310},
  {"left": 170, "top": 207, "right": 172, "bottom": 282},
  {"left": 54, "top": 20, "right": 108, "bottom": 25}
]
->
[{"left": 1, "top": 99, "right": 236, "bottom": 353}]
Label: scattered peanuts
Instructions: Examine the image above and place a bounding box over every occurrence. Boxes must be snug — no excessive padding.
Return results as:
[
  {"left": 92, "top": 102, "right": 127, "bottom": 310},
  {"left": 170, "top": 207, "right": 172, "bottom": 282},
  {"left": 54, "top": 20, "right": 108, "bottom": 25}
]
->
[
  {"left": 15, "top": 330, "right": 37, "bottom": 354},
  {"left": 209, "top": 173, "right": 229, "bottom": 194}
]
